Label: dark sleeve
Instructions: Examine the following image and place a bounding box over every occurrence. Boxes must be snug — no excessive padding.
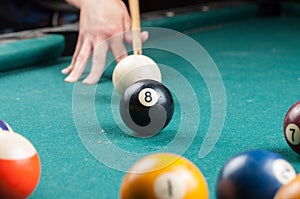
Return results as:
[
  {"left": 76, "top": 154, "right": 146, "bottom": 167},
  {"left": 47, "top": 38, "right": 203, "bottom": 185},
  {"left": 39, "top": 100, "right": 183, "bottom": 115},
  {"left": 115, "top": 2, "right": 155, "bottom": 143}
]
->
[
  {"left": 0, "top": 0, "right": 78, "bottom": 32},
  {"left": 28, "top": 0, "right": 78, "bottom": 12}
]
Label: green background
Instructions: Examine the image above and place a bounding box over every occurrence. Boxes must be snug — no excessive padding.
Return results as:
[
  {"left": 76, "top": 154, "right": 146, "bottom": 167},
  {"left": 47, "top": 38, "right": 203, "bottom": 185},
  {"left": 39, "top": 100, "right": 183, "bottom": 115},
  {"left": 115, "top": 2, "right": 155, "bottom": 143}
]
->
[{"left": 1, "top": 3, "right": 300, "bottom": 198}]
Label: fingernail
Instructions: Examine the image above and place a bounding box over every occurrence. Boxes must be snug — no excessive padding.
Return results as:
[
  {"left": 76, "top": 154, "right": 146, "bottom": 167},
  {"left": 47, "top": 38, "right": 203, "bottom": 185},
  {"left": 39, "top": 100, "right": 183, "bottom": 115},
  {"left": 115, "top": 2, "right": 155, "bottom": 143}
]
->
[
  {"left": 61, "top": 69, "right": 68, "bottom": 74},
  {"left": 82, "top": 79, "right": 92, "bottom": 84},
  {"left": 64, "top": 76, "right": 74, "bottom": 82},
  {"left": 83, "top": 78, "right": 97, "bottom": 85}
]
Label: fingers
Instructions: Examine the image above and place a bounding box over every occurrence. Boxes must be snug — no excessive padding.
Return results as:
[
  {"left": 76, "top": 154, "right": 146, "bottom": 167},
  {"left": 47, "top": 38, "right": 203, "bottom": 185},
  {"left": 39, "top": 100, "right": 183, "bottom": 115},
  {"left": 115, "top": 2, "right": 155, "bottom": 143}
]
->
[
  {"left": 63, "top": 0, "right": 135, "bottom": 84},
  {"left": 123, "top": 3, "right": 131, "bottom": 33},
  {"left": 61, "top": 64, "right": 73, "bottom": 75},
  {"left": 124, "top": 31, "right": 149, "bottom": 44},
  {"left": 108, "top": 7, "right": 130, "bottom": 63},
  {"left": 83, "top": 41, "right": 109, "bottom": 84},
  {"left": 64, "top": 40, "right": 93, "bottom": 82},
  {"left": 61, "top": 35, "right": 83, "bottom": 74},
  {"left": 110, "top": 34, "right": 128, "bottom": 63},
  {"left": 141, "top": 31, "right": 149, "bottom": 42}
]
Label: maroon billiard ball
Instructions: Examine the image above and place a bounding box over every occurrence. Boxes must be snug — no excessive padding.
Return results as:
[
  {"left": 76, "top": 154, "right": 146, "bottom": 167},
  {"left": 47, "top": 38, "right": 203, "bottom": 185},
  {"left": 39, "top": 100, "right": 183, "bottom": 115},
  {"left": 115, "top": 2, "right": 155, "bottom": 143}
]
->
[{"left": 283, "top": 101, "right": 300, "bottom": 155}]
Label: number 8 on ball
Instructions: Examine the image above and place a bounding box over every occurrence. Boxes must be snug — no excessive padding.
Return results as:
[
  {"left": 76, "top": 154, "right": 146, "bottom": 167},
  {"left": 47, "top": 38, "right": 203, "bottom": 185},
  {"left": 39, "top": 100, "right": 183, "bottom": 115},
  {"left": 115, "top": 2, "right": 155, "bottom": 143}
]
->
[{"left": 138, "top": 88, "right": 159, "bottom": 107}]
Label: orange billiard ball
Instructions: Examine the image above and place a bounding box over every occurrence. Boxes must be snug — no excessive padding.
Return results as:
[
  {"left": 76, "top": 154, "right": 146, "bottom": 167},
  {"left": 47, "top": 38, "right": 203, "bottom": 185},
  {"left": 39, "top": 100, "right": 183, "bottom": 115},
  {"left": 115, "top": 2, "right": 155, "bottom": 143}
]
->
[
  {"left": 274, "top": 174, "right": 300, "bottom": 199},
  {"left": 120, "top": 153, "right": 209, "bottom": 199},
  {"left": 0, "top": 130, "right": 41, "bottom": 199}
]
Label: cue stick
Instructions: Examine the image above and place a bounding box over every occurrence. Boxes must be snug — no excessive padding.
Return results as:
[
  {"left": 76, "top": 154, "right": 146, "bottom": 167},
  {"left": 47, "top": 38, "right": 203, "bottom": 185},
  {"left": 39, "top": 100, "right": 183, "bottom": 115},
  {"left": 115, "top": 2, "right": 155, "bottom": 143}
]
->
[{"left": 128, "top": 0, "right": 142, "bottom": 55}]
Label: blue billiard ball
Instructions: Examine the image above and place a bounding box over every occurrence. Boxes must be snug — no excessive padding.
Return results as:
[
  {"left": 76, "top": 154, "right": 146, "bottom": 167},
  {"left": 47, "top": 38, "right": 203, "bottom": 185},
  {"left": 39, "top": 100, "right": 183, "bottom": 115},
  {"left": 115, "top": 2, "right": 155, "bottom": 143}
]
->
[
  {"left": 216, "top": 150, "right": 296, "bottom": 199},
  {"left": 119, "top": 79, "right": 174, "bottom": 137},
  {"left": 0, "top": 120, "right": 13, "bottom": 132}
]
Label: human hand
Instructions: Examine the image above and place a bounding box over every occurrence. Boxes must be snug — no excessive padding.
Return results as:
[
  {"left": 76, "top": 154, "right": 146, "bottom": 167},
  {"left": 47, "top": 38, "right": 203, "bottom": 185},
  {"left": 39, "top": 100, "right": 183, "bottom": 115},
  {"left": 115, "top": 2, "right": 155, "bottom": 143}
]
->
[{"left": 62, "top": 0, "right": 148, "bottom": 84}]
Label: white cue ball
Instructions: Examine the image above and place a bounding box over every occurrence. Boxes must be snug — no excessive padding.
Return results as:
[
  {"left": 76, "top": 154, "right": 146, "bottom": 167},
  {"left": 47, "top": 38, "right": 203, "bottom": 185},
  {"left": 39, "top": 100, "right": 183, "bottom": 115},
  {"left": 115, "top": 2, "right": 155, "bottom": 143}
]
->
[{"left": 112, "top": 54, "right": 161, "bottom": 95}]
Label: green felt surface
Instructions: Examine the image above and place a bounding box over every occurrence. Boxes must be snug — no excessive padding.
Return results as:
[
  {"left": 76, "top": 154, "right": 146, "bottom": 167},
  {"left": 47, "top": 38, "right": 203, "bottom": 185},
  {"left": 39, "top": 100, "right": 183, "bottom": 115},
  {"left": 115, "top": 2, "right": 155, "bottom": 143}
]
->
[
  {"left": 142, "top": 4, "right": 258, "bottom": 31},
  {"left": 1, "top": 4, "right": 300, "bottom": 199},
  {"left": 0, "top": 34, "right": 65, "bottom": 71}
]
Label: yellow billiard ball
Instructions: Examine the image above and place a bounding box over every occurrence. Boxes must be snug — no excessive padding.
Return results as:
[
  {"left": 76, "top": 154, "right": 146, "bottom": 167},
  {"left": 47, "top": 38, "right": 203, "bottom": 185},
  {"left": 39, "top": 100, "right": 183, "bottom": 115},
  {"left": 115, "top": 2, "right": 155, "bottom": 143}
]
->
[
  {"left": 274, "top": 174, "right": 300, "bottom": 199},
  {"left": 120, "top": 153, "right": 209, "bottom": 199}
]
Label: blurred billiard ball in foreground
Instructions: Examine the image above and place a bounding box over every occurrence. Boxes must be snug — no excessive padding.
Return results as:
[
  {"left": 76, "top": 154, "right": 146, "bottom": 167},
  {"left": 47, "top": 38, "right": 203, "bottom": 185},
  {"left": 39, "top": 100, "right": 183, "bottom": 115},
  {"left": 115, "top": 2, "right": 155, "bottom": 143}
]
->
[
  {"left": 0, "top": 131, "right": 41, "bottom": 199},
  {"left": 216, "top": 149, "right": 296, "bottom": 199},
  {"left": 274, "top": 174, "right": 300, "bottom": 199},
  {"left": 120, "top": 153, "right": 209, "bottom": 199}
]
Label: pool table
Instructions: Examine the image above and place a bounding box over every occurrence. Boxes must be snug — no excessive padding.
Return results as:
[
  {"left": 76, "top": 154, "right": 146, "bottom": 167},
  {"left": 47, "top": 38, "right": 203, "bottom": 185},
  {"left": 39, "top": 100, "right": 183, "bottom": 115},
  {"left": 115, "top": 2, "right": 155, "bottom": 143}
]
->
[{"left": 1, "top": 2, "right": 300, "bottom": 198}]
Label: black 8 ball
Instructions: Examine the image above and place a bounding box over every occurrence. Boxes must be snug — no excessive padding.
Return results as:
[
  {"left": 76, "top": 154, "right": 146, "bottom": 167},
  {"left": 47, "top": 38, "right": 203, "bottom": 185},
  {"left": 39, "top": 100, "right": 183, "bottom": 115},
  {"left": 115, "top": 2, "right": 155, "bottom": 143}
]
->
[{"left": 119, "top": 79, "right": 174, "bottom": 137}]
